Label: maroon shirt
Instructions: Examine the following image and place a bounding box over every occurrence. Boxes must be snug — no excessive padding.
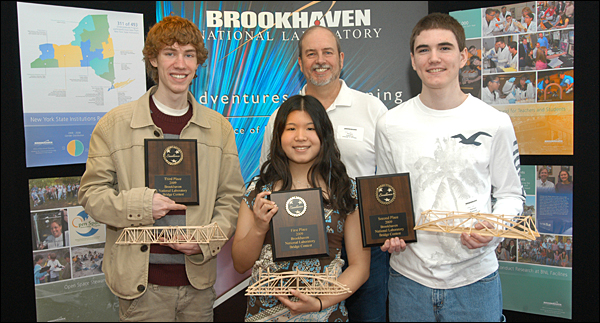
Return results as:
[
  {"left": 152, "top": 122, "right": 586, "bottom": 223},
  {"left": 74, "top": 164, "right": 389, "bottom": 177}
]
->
[{"left": 148, "top": 96, "right": 193, "bottom": 286}]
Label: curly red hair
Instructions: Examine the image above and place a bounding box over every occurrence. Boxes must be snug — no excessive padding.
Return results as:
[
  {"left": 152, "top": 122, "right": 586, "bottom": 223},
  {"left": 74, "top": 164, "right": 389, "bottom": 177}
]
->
[{"left": 143, "top": 15, "right": 208, "bottom": 84}]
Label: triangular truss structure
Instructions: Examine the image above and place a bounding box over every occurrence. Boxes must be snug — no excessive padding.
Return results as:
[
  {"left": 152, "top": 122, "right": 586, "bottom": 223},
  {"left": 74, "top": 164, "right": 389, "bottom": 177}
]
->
[
  {"left": 245, "top": 267, "right": 351, "bottom": 296},
  {"left": 414, "top": 210, "right": 540, "bottom": 240},
  {"left": 115, "top": 223, "right": 228, "bottom": 244}
]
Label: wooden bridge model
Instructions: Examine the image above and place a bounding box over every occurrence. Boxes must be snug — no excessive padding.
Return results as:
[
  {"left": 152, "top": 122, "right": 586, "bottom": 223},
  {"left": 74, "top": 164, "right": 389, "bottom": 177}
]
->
[
  {"left": 246, "top": 267, "right": 351, "bottom": 296},
  {"left": 115, "top": 223, "right": 227, "bottom": 244},
  {"left": 414, "top": 210, "right": 540, "bottom": 240}
]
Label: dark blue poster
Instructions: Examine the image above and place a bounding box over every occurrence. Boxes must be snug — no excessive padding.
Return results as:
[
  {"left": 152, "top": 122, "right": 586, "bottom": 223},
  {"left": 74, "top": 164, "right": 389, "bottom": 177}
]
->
[{"left": 158, "top": 1, "right": 426, "bottom": 182}]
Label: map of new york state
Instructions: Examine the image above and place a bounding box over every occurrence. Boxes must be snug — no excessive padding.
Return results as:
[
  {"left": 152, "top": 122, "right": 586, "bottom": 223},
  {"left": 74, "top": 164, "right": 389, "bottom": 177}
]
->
[{"left": 30, "top": 15, "right": 125, "bottom": 88}]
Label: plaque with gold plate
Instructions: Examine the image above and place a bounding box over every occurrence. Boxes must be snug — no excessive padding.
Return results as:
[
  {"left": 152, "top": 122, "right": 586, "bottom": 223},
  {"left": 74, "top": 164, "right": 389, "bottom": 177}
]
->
[
  {"left": 145, "top": 139, "right": 199, "bottom": 205},
  {"left": 268, "top": 188, "right": 329, "bottom": 261},
  {"left": 356, "top": 173, "right": 417, "bottom": 247}
]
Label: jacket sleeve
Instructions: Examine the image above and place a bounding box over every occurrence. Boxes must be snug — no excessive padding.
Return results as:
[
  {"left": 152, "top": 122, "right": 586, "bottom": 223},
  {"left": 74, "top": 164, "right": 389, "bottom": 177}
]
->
[
  {"left": 526, "top": 83, "right": 535, "bottom": 100},
  {"left": 502, "top": 80, "right": 515, "bottom": 94},
  {"left": 34, "top": 266, "right": 47, "bottom": 281},
  {"left": 78, "top": 120, "right": 156, "bottom": 228},
  {"left": 191, "top": 122, "right": 244, "bottom": 265}
]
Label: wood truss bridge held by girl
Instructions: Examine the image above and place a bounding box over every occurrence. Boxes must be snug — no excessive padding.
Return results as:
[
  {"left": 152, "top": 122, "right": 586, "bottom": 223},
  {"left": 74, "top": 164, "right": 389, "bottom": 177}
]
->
[
  {"left": 115, "top": 223, "right": 228, "bottom": 244},
  {"left": 246, "top": 267, "right": 351, "bottom": 296},
  {"left": 414, "top": 210, "right": 540, "bottom": 240}
]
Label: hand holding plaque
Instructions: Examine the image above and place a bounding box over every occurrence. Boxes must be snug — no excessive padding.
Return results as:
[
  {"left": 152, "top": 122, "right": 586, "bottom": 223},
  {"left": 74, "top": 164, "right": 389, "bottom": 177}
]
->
[
  {"left": 356, "top": 173, "right": 417, "bottom": 247},
  {"left": 268, "top": 188, "right": 329, "bottom": 261},
  {"left": 145, "top": 139, "right": 199, "bottom": 205}
]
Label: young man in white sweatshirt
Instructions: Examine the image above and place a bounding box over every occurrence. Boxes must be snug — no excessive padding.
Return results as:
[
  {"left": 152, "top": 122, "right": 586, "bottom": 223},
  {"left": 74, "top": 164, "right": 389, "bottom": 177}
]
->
[{"left": 375, "top": 13, "right": 525, "bottom": 322}]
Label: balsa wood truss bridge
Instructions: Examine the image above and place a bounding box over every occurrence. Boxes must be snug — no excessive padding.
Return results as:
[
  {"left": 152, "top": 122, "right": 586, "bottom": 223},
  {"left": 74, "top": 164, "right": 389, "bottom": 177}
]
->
[
  {"left": 246, "top": 267, "right": 351, "bottom": 296},
  {"left": 414, "top": 210, "right": 540, "bottom": 240},
  {"left": 115, "top": 223, "right": 227, "bottom": 244}
]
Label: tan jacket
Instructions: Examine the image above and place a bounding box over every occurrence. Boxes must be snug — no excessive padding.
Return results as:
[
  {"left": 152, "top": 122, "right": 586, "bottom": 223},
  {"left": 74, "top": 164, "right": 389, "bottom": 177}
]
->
[{"left": 78, "top": 86, "right": 244, "bottom": 299}]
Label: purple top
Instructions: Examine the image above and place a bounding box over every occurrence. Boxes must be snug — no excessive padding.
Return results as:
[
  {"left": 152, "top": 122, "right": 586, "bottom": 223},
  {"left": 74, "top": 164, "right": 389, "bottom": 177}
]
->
[{"left": 555, "top": 182, "right": 573, "bottom": 193}]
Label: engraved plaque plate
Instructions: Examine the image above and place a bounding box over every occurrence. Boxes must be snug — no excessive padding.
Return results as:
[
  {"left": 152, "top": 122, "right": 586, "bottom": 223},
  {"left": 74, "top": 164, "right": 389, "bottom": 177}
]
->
[
  {"left": 145, "top": 139, "right": 199, "bottom": 205},
  {"left": 268, "top": 188, "right": 329, "bottom": 261},
  {"left": 357, "top": 173, "right": 417, "bottom": 247}
]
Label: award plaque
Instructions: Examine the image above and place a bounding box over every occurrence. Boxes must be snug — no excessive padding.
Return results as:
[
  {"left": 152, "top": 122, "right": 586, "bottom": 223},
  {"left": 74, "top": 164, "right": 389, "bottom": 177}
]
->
[
  {"left": 356, "top": 173, "right": 417, "bottom": 247},
  {"left": 268, "top": 188, "right": 329, "bottom": 261},
  {"left": 145, "top": 139, "right": 199, "bottom": 205}
]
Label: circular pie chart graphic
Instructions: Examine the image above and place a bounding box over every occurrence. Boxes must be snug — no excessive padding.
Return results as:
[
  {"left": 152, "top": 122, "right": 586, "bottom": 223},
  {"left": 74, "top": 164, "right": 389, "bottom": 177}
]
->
[{"left": 67, "top": 140, "right": 84, "bottom": 157}]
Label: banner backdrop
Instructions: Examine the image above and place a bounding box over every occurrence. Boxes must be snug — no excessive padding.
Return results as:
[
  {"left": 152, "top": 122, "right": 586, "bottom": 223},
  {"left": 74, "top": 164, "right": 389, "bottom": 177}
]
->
[
  {"left": 29, "top": 176, "right": 118, "bottom": 322},
  {"left": 450, "top": 2, "right": 574, "bottom": 318},
  {"left": 451, "top": 2, "right": 574, "bottom": 155},
  {"left": 156, "top": 1, "right": 428, "bottom": 300},
  {"left": 495, "top": 165, "right": 573, "bottom": 319},
  {"left": 158, "top": 0, "right": 427, "bottom": 182}
]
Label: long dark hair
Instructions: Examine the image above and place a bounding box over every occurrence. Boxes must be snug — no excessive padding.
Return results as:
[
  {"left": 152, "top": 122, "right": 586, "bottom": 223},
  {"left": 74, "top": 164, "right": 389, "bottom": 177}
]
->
[
  {"left": 468, "top": 55, "right": 480, "bottom": 71},
  {"left": 258, "top": 95, "right": 355, "bottom": 218},
  {"left": 516, "top": 75, "right": 529, "bottom": 91}
]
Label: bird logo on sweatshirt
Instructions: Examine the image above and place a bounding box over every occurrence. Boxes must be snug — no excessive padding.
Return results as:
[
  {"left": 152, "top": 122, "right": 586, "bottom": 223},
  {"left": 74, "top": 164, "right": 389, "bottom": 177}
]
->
[{"left": 451, "top": 132, "right": 492, "bottom": 146}]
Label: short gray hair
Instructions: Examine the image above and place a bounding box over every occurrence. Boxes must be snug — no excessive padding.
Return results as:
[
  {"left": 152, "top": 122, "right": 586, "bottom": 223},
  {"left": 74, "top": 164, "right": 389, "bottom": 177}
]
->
[{"left": 298, "top": 25, "right": 342, "bottom": 58}]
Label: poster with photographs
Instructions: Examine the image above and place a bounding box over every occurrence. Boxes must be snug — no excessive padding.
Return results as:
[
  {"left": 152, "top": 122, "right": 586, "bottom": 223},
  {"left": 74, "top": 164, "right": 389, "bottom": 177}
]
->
[
  {"left": 489, "top": 164, "right": 573, "bottom": 319},
  {"left": 451, "top": 1, "right": 574, "bottom": 155},
  {"left": 30, "top": 176, "right": 118, "bottom": 322}
]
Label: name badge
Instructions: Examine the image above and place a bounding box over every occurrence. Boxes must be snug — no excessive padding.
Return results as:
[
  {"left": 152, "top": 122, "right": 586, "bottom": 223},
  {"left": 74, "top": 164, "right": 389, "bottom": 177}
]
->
[{"left": 336, "top": 125, "right": 364, "bottom": 141}]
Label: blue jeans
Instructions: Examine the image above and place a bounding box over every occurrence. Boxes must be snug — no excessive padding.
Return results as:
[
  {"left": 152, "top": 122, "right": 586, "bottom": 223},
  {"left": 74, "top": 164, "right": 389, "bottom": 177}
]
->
[
  {"left": 342, "top": 246, "right": 389, "bottom": 322},
  {"left": 388, "top": 267, "right": 503, "bottom": 322}
]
